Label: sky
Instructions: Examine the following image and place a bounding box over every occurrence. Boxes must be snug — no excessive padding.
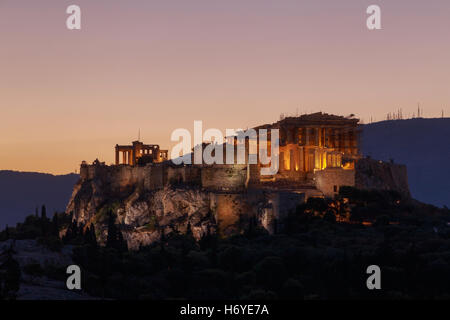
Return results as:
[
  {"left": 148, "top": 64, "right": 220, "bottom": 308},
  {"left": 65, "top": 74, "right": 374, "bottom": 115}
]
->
[{"left": 1, "top": 0, "right": 449, "bottom": 174}]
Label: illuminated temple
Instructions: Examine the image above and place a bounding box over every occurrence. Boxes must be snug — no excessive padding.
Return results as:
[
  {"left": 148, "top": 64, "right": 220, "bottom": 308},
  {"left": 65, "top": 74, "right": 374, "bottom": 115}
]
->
[
  {"left": 75, "top": 112, "right": 413, "bottom": 239},
  {"left": 115, "top": 141, "right": 168, "bottom": 166},
  {"left": 255, "top": 112, "right": 359, "bottom": 177},
  {"left": 95, "top": 113, "right": 360, "bottom": 198}
]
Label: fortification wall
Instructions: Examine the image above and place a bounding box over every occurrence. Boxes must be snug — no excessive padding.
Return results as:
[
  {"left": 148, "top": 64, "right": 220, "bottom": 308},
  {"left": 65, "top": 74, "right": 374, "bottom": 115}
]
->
[
  {"left": 167, "top": 166, "right": 202, "bottom": 185},
  {"left": 315, "top": 168, "right": 355, "bottom": 197},
  {"left": 247, "top": 164, "right": 261, "bottom": 186},
  {"left": 201, "top": 165, "right": 248, "bottom": 191},
  {"left": 145, "top": 165, "right": 164, "bottom": 190},
  {"left": 355, "top": 158, "right": 410, "bottom": 197},
  {"left": 80, "top": 163, "right": 164, "bottom": 194},
  {"left": 80, "top": 162, "right": 250, "bottom": 194},
  {"left": 167, "top": 166, "right": 185, "bottom": 184},
  {"left": 263, "top": 191, "right": 305, "bottom": 232},
  {"left": 274, "top": 170, "right": 307, "bottom": 183},
  {"left": 73, "top": 162, "right": 310, "bottom": 242}
]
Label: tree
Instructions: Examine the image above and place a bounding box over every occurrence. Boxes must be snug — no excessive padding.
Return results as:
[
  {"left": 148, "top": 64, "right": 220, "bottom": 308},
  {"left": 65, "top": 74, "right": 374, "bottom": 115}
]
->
[
  {"left": 254, "top": 256, "right": 287, "bottom": 290},
  {"left": 39, "top": 205, "right": 49, "bottom": 236},
  {"left": 374, "top": 215, "right": 390, "bottom": 226},
  {"left": 199, "top": 229, "right": 219, "bottom": 268},
  {"left": 219, "top": 246, "right": 243, "bottom": 272},
  {"left": 63, "top": 220, "right": 83, "bottom": 244},
  {"left": 106, "top": 211, "right": 118, "bottom": 249},
  {"left": 186, "top": 222, "right": 193, "bottom": 238},
  {"left": 281, "top": 278, "right": 304, "bottom": 299},
  {"left": 51, "top": 213, "right": 59, "bottom": 237},
  {"left": 183, "top": 222, "right": 195, "bottom": 248},
  {"left": 323, "top": 209, "right": 336, "bottom": 223},
  {"left": 86, "top": 224, "right": 98, "bottom": 247},
  {"left": 41, "top": 205, "right": 47, "bottom": 220},
  {"left": 199, "top": 227, "right": 217, "bottom": 251},
  {"left": 106, "top": 211, "right": 127, "bottom": 252},
  {"left": 0, "top": 246, "right": 21, "bottom": 300},
  {"left": 117, "top": 227, "right": 127, "bottom": 252},
  {"left": 244, "top": 216, "right": 259, "bottom": 238},
  {"left": 160, "top": 228, "right": 166, "bottom": 253}
]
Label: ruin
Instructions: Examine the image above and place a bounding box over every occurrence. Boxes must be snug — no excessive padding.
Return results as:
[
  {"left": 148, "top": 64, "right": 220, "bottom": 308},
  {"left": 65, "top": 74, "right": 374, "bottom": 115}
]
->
[
  {"left": 250, "top": 112, "right": 359, "bottom": 192},
  {"left": 259, "top": 112, "right": 359, "bottom": 172},
  {"left": 115, "top": 141, "right": 168, "bottom": 165},
  {"left": 69, "top": 112, "right": 409, "bottom": 246},
  {"left": 89, "top": 113, "right": 361, "bottom": 197}
]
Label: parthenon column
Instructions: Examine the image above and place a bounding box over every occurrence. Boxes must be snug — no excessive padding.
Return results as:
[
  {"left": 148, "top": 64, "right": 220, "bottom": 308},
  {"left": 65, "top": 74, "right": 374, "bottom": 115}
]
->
[
  {"left": 331, "top": 128, "right": 337, "bottom": 148},
  {"left": 115, "top": 146, "right": 119, "bottom": 165},
  {"left": 343, "top": 130, "right": 349, "bottom": 154},
  {"left": 339, "top": 130, "right": 345, "bottom": 153},
  {"left": 318, "top": 127, "right": 322, "bottom": 147},
  {"left": 305, "top": 128, "right": 309, "bottom": 146},
  {"left": 123, "top": 151, "right": 127, "bottom": 164}
]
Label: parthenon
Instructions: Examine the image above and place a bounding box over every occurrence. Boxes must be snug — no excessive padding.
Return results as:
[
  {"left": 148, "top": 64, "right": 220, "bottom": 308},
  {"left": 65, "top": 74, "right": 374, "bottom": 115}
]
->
[
  {"left": 256, "top": 112, "right": 360, "bottom": 175},
  {"left": 115, "top": 140, "right": 168, "bottom": 165}
]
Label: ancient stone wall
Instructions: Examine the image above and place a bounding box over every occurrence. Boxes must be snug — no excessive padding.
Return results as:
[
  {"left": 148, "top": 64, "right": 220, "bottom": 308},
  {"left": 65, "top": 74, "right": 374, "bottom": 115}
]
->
[
  {"left": 247, "top": 164, "right": 261, "bottom": 186},
  {"left": 145, "top": 165, "right": 164, "bottom": 190},
  {"left": 80, "top": 163, "right": 165, "bottom": 194},
  {"left": 80, "top": 162, "right": 249, "bottom": 195},
  {"left": 263, "top": 191, "right": 305, "bottom": 232},
  {"left": 167, "top": 166, "right": 185, "bottom": 184},
  {"left": 214, "top": 193, "right": 249, "bottom": 237},
  {"left": 355, "top": 158, "right": 410, "bottom": 197},
  {"left": 201, "top": 165, "right": 248, "bottom": 191},
  {"left": 167, "top": 166, "right": 202, "bottom": 185},
  {"left": 70, "top": 154, "right": 411, "bottom": 249},
  {"left": 314, "top": 168, "right": 355, "bottom": 197},
  {"left": 211, "top": 190, "right": 306, "bottom": 236},
  {"left": 274, "top": 170, "right": 307, "bottom": 183}
]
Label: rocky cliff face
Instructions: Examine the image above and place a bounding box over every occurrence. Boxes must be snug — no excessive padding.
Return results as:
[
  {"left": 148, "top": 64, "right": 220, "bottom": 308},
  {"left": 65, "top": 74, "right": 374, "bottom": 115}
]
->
[
  {"left": 119, "top": 187, "right": 216, "bottom": 250},
  {"left": 66, "top": 178, "right": 216, "bottom": 250},
  {"left": 67, "top": 157, "right": 412, "bottom": 250}
]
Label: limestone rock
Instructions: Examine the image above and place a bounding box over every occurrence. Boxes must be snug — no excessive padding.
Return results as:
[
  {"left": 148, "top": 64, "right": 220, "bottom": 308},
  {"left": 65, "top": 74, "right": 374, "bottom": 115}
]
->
[{"left": 66, "top": 176, "right": 216, "bottom": 249}]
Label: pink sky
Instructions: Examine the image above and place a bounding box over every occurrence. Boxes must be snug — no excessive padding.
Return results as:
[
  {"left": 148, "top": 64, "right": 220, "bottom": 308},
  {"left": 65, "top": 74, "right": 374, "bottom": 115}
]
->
[{"left": 1, "top": 0, "right": 449, "bottom": 174}]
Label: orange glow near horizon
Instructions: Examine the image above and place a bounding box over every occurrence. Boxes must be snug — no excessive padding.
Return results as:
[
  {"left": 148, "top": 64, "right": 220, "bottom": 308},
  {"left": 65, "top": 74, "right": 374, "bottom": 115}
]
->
[{"left": 1, "top": 1, "right": 449, "bottom": 174}]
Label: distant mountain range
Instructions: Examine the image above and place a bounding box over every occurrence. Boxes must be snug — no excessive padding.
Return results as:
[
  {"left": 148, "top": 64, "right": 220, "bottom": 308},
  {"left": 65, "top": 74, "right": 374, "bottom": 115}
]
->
[
  {"left": 0, "top": 117, "right": 448, "bottom": 230},
  {"left": 361, "top": 118, "right": 450, "bottom": 208},
  {"left": 0, "top": 171, "right": 79, "bottom": 229}
]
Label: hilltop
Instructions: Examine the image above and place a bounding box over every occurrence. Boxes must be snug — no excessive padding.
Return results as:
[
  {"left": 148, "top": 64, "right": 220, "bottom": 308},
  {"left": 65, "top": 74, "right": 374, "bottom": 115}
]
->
[
  {"left": 361, "top": 118, "right": 450, "bottom": 208},
  {"left": 0, "top": 117, "right": 448, "bottom": 231},
  {"left": 0, "top": 171, "right": 79, "bottom": 229}
]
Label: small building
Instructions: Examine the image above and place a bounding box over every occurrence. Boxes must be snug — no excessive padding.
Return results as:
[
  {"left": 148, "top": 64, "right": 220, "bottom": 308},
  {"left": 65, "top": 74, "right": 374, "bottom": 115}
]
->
[{"left": 115, "top": 141, "right": 168, "bottom": 166}]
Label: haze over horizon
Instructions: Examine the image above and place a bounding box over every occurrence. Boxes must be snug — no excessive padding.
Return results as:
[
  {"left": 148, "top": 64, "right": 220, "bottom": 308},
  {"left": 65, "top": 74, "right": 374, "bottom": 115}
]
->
[
  {"left": 1, "top": 0, "right": 449, "bottom": 174},
  {"left": 0, "top": 116, "right": 447, "bottom": 176}
]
